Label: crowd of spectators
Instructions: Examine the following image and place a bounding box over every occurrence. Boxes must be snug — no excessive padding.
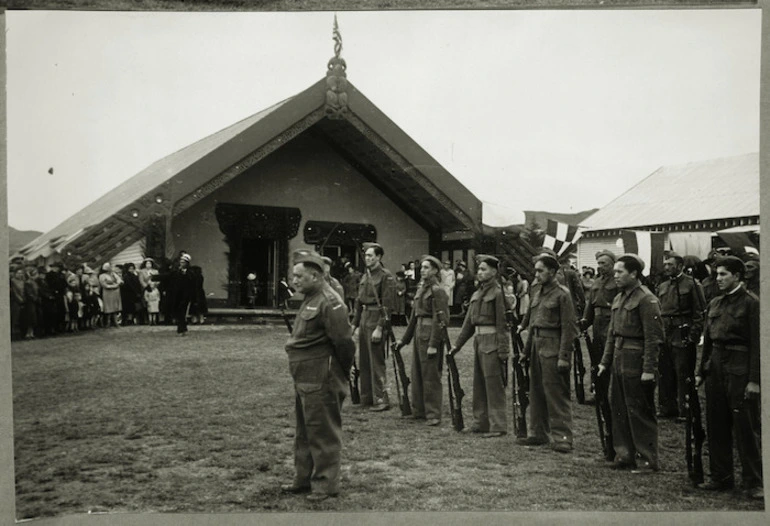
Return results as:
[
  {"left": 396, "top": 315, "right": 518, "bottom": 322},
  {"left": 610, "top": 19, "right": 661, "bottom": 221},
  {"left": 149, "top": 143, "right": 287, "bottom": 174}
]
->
[{"left": 9, "top": 252, "right": 208, "bottom": 341}]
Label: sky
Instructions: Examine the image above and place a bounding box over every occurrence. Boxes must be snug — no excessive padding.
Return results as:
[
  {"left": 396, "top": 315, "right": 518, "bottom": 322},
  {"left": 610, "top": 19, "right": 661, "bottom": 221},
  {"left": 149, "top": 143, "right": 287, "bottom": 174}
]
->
[{"left": 6, "top": 9, "right": 761, "bottom": 233}]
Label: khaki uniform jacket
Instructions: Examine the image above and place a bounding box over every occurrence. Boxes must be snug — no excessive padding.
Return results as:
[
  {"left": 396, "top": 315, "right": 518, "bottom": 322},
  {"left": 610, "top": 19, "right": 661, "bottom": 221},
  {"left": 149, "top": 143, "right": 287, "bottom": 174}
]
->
[
  {"left": 582, "top": 272, "right": 617, "bottom": 327},
  {"left": 401, "top": 278, "right": 449, "bottom": 349},
  {"left": 285, "top": 285, "right": 355, "bottom": 373},
  {"left": 656, "top": 273, "right": 705, "bottom": 345},
  {"left": 352, "top": 265, "right": 396, "bottom": 330},
  {"left": 454, "top": 280, "right": 510, "bottom": 359},
  {"left": 700, "top": 286, "right": 760, "bottom": 384},
  {"left": 525, "top": 280, "right": 578, "bottom": 363},
  {"left": 600, "top": 283, "right": 664, "bottom": 376}
]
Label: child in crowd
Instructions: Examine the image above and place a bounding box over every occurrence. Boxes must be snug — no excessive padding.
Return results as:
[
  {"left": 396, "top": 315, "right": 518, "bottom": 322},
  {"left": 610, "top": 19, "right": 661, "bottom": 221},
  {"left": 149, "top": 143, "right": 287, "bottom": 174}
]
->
[
  {"left": 75, "top": 292, "right": 85, "bottom": 331},
  {"left": 86, "top": 284, "right": 102, "bottom": 328},
  {"left": 64, "top": 289, "right": 77, "bottom": 332},
  {"left": 144, "top": 282, "right": 160, "bottom": 326}
]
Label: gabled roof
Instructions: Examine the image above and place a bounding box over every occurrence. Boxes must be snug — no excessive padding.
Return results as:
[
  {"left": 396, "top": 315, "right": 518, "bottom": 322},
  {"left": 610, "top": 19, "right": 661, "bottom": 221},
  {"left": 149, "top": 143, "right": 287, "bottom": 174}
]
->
[
  {"left": 15, "top": 77, "right": 482, "bottom": 263},
  {"left": 580, "top": 153, "right": 759, "bottom": 232}
]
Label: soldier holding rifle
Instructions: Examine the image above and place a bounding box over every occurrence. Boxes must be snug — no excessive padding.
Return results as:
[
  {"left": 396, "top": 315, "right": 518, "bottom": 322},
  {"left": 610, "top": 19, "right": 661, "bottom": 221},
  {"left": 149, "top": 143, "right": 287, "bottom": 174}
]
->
[
  {"left": 656, "top": 252, "right": 705, "bottom": 420},
  {"left": 598, "top": 254, "right": 664, "bottom": 474},
  {"left": 579, "top": 249, "right": 618, "bottom": 460},
  {"left": 351, "top": 242, "right": 396, "bottom": 412},
  {"left": 396, "top": 255, "right": 449, "bottom": 426},
  {"left": 696, "top": 256, "right": 762, "bottom": 499},
  {"left": 517, "top": 252, "right": 578, "bottom": 453},
  {"left": 447, "top": 255, "right": 510, "bottom": 438},
  {"left": 282, "top": 249, "right": 355, "bottom": 502}
]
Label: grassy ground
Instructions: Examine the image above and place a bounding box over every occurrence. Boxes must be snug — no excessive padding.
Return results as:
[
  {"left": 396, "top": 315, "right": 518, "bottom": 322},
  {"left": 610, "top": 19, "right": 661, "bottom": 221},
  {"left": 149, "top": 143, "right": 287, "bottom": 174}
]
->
[{"left": 12, "top": 325, "right": 764, "bottom": 519}]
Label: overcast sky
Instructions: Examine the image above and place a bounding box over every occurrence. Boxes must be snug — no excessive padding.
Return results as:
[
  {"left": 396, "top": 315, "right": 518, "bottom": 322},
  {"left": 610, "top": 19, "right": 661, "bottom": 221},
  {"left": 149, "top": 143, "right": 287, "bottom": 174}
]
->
[{"left": 6, "top": 9, "right": 761, "bottom": 233}]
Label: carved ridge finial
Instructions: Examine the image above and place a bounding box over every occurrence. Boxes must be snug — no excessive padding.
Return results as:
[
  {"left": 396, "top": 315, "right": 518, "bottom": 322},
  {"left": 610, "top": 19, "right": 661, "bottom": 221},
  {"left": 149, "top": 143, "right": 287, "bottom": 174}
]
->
[{"left": 325, "top": 13, "right": 348, "bottom": 120}]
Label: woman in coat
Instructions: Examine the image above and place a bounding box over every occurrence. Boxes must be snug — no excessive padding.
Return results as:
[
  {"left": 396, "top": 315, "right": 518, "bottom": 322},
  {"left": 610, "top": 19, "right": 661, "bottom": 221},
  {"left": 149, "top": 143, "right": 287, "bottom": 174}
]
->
[{"left": 99, "top": 262, "right": 123, "bottom": 327}]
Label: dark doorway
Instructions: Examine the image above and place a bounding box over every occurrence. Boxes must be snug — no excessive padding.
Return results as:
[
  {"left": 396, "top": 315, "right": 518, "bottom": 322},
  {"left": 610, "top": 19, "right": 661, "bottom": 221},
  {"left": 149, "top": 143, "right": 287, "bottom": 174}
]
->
[{"left": 241, "top": 239, "right": 274, "bottom": 307}]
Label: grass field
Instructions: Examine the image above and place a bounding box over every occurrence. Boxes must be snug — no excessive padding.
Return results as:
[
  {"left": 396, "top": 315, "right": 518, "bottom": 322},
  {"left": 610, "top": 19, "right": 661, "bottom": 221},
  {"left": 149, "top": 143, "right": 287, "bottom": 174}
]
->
[{"left": 11, "top": 325, "right": 764, "bottom": 519}]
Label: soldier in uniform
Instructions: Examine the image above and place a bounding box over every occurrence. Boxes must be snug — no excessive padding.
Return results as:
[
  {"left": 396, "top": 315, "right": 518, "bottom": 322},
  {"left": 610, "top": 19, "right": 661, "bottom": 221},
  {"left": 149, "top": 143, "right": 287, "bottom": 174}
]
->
[
  {"left": 598, "top": 254, "right": 664, "bottom": 473},
  {"left": 696, "top": 256, "right": 762, "bottom": 499},
  {"left": 448, "top": 255, "right": 510, "bottom": 438},
  {"left": 321, "top": 256, "right": 345, "bottom": 301},
  {"left": 518, "top": 253, "right": 578, "bottom": 452},
  {"left": 655, "top": 252, "right": 705, "bottom": 420},
  {"left": 700, "top": 251, "right": 722, "bottom": 304},
  {"left": 579, "top": 249, "right": 618, "bottom": 460},
  {"left": 282, "top": 249, "right": 356, "bottom": 502},
  {"left": 396, "top": 255, "right": 449, "bottom": 426},
  {"left": 744, "top": 257, "right": 760, "bottom": 298},
  {"left": 351, "top": 242, "right": 396, "bottom": 411}
]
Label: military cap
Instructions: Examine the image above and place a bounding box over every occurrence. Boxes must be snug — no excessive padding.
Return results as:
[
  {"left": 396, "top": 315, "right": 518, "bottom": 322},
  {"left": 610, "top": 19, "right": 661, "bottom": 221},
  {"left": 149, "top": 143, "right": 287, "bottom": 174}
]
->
[
  {"left": 321, "top": 256, "right": 333, "bottom": 267},
  {"left": 457, "top": 260, "right": 467, "bottom": 268},
  {"left": 475, "top": 254, "right": 499, "bottom": 269},
  {"left": 595, "top": 249, "right": 616, "bottom": 262},
  {"left": 664, "top": 251, "right": 684, "bottom": 264},
  {"left": 715, "top": 255, "right": 746, "bottom": 275},
  {"left": 538, "top": 247, "right": 558, "bottom": 258},
  {"left": 534, "top": 252, "right": 559, "bottom": 270},
  {"left": 618, "top": 253, "right": 645, "bottom": 273},
  {"left": 292, "top": 249, "right": 325, "bottom": 272},
  {"left": 420, "top": 254, "right": 442, "bottom": 270},
  {"left": 180, "top": 253, "right": 192, "bottom": 263}
]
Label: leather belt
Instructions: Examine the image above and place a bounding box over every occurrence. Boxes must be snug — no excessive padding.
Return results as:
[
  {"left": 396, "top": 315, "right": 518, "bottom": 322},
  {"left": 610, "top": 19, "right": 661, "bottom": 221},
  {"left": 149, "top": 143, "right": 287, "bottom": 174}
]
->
[
  {"left": 532, "top": 327, "right": 560, "bottom": 338},
  {"left": 475, "top": 325, "right": 497, "bottom": 335},
  {"left": 361, "top": 304, "right": 379, "bottom": 311}
]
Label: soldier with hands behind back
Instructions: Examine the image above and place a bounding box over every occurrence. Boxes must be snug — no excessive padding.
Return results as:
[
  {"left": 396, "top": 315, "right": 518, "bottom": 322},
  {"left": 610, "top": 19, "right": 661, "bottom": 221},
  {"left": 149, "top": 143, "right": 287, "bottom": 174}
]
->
[{"left": 282, "top": 249, "right": 355, "bottom": 502}]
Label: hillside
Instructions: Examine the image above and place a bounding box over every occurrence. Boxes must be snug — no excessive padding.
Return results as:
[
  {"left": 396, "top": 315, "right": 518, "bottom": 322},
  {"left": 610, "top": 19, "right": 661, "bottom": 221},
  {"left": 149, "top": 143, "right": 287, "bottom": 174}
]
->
[{"left": 9, "top": 227, "right": 42, "bottom": 255}]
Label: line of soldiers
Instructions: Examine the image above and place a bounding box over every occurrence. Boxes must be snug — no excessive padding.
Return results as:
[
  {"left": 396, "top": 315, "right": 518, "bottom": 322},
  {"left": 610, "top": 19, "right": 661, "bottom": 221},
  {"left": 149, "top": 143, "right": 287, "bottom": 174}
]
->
[{"left": 280, "top": 243, "right": 762, "bottom": 502}]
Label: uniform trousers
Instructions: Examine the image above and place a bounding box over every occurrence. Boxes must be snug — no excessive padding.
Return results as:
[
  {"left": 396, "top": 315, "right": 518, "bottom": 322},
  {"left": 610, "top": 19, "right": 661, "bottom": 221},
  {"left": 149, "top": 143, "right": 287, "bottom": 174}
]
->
[
  {"left": 358, "top": 308, "right": 389, "bottom": 406},
  {"left": 658, "top": 340, "right": 696, "bottom": 416},
  {"left": 410, "top": 321, "right": 442, "bottom": 420},
  {"left": 704, "top": 347, "right": 762, "bottom": 488},
  {"left": 528, "top": 334, "right": 573, "bottom": 446},
  {"left": 609, "top": 349, "right": 659, "bottom": 468},
  {"left": 291, "top": 355, "right": 346, "bottom": 495},
  {"left": 472, "top": 333, "right": 507, "bottom": 433}
]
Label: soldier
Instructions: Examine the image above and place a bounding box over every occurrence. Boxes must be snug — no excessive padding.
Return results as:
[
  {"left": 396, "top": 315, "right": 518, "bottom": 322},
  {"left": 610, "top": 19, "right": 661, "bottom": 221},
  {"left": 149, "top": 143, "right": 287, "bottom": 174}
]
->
[
  {"left": 341, "top": 262, "right": 362, "bottom": 312},
  {"left": 321, "top": 256, "right": 345, "bottom": 301},
  {"left": 598, "top": 254, "right": 664, "bottom": 473},
  {"left": 517, "top": 253, "right": 578, "bottom": 452},
  {"left": 696, "top": 256, "right": 762, "bottom": 499},
  {"left": 744, "top": 257, "right": 760, "bottom": 298},
  {"left": 351, "top": 242, "right": 396, "bottom": 411},
  {"left": 579, "top": 249, "right": 618, "bottom": 460},
  {"left": 656, "top": 252, "right": 705, "bottom": 420},
  {"left": 700, "top": 251, "right": 722, "bottom": 304},
  {"left": 448, "top": 255, "right": 510, "bottom": 438},
  {"left": 396, "top": 255, "right": 449, "bottom": 426},
  {"left": 282, "top": 249, "right": 356, "bottom": 502}
]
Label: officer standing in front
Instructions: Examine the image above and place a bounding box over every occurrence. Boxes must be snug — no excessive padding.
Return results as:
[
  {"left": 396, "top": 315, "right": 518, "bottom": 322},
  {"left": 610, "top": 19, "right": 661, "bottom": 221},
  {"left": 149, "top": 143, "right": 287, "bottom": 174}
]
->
[
  {"left": 579, "top": 249, "right": 618, "bottom": 460},
  {"left": 282, "top": 249, "right": 356, "bottom": 502},
  {"left": 518, "top": 252, "right": 578, "bottom": 452},
  {"left": 696, "top": 256, "right": 762, "bottom": 499},
  {"left": 396, "top": 255, "right": 449, "bottom": 426},
  {"left": 448, "top": 255, "right": 510, "bottom": 438},
  {"left": 656, "top": 252, "right": 705, "bottom": 420},
  {"left": 352, "top": 242, "right": 396, "bottom": 411},
  {"left": 598, "top": 254, "right": 664, "bottom": 473}
]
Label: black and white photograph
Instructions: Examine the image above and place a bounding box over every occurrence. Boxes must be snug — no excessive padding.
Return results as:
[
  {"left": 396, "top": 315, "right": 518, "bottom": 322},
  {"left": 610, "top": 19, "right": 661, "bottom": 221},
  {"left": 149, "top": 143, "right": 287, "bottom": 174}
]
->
[{"left": 3, "top": 4, "right": 766, "bottom": 523}]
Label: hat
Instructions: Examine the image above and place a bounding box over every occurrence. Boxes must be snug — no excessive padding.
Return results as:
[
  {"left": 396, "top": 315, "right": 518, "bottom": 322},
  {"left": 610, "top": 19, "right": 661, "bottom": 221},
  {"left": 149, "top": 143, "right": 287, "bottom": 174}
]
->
[
  {"left": 101, "top": 262, "right": 110, "bottom": 271},
  {"left": 246, "top": 273, "right": 256, "bottom": 280},
  {"left": 362, "top": 242, "right": 383, "bottom": 254},
  {"left": 420, "top": 255, "right": 442, "bottom": 270},
  {"left": 595, "top": 250, "right": 616, "bottom": 262},
  {"left": 142, "top": 257, "right": 155, "bottom": 264},
  {"left": 180, "top": 253, "right": 192, "bottom": 263},
  {"left": 716, "top": 255, "right": 746, "bottom": 276},
  {"left": 321, "top": 256, "right": 333, "bottom": 267},
  {"left": 665, "top": 251, "right": 684, "bottom": 264},
  {"left": 344, "top": 261, "right": 352, "bottom": 269},
  {"left": 457, "top": 261, "right": 467, "bottom": 268},
  {"left": 475, "top": 254, "right": 499, "bottom": 269},
  {"left": 534, "top": 253, "right": 559, "bottom": 269},
  {"left": 618, "top": 253, "right": 645, "bottom": 273},
  {"left": 292, "top": 249, "right": 325, "bottom": 272},
  {"left": 538, "top": 247, "right": 558, "bottom": 258},
  {"left": 82, "top": 265, "right": 95, "bottom": 275}
]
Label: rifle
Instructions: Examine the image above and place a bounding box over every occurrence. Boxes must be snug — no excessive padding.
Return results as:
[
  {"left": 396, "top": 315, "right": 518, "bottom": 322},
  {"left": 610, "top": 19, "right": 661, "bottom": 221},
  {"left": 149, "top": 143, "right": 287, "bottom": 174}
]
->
[
  {"left": 439, "top": 312, "right": 464, "bottom": 432},
  {"left": 280, "top": 300, "right": 294, "bottom": 334},
  {"left": 390, "top": 333, "right": 412, "bottom": 416},
  {"left": 573, "top": 337, "right": 587, "bottom": 404},
  {"left": 684, "top": 377, "right": 705, "bottom": 485},
  {"left": 349, "top": 356, "right": 361, "bottom": 405},
  {"left": 505, "top": 309, "right": 529, "bottom": 438},
  {"left": 584, "top": 330, "right": 613, "bottom": 460}
]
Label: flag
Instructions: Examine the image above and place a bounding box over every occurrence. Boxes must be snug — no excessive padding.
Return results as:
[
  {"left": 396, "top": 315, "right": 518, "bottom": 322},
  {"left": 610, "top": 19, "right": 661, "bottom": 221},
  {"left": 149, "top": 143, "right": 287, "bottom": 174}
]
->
[
  {"left": 542, "top": 219, "right": 583, "bottom": 257},
  {"left": 620, "top": 230, "right": 666, "bottom": 276},
  {"left": 716, "top": 231, "right": 759, "bottom": 257}
]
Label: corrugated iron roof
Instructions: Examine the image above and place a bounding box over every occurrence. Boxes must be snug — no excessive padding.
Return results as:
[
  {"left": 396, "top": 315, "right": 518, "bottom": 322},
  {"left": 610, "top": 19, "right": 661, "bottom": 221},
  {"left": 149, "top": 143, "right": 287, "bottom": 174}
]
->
[{"left": 580, "top": 152, "right": 759, "bottom": 231}]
